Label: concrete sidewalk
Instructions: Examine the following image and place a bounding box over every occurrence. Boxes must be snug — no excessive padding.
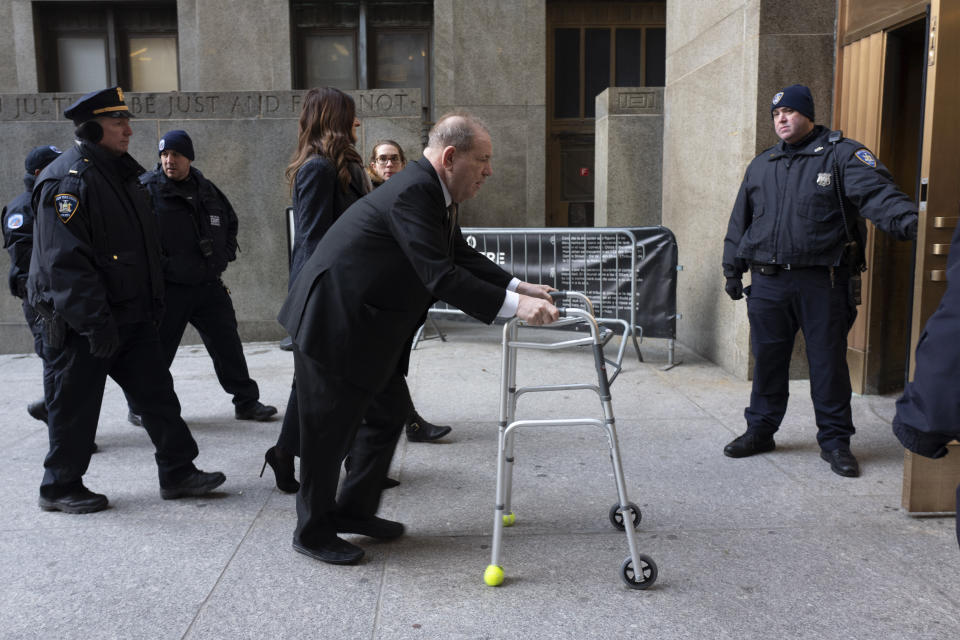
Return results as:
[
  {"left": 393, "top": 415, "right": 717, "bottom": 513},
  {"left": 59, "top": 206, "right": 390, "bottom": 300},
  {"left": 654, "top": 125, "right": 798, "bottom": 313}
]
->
[{"left": 1, "top": 322, "right": 957, "bottom": 640}]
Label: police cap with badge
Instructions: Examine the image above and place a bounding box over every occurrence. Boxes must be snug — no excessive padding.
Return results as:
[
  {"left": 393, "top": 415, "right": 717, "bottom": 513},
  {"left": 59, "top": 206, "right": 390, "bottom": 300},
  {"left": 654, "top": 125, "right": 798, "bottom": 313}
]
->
[{"left": 63, "top": 86, "right": 134, "bottom": 142}]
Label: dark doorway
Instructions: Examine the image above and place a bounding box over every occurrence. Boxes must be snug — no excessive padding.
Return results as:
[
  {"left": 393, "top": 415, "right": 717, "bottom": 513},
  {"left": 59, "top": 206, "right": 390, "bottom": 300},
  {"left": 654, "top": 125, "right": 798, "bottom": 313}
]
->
[{"left": 865, "top": 17, "right": 926, "bottom": 394}]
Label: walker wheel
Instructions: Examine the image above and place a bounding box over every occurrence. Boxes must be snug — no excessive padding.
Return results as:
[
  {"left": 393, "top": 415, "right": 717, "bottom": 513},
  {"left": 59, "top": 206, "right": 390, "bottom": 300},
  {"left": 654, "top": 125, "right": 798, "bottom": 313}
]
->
[
  {"left": 502, "top": 512, "right": 516, "bottom": 527},
  {"left": 620, "top": 555, "right": 657, "bottom": 590},
  {"left": 484, "top": 564, "right": 505, "bottom": 587},
  {"left": 609, "top": 502, "right": 641, "bottom": 530}
]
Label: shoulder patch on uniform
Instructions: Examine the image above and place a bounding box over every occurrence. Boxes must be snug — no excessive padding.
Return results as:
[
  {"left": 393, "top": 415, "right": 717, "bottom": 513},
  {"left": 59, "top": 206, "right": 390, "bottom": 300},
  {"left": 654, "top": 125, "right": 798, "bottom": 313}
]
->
[
  {"left": 854, "top": 148, "right": 877, "bottom": 168},
  {"left": 54, "top": 193, "right": 80, "bottom": 223},
  {"left": 6, "top": 213, "right": 24, "bottom": 230}
]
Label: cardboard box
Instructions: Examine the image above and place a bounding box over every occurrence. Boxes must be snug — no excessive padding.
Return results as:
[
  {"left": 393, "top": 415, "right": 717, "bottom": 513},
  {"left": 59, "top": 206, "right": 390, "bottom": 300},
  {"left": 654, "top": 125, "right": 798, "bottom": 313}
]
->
[{"left": 902, "top": 442, "right": 960, "bottom": 514}]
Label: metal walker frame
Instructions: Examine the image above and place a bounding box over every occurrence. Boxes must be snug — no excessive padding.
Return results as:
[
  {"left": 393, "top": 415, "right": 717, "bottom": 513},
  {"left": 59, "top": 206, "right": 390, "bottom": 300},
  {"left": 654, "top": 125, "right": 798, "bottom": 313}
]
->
[{"left": 483, "top": 291, "right": 658, "bottom": 590}]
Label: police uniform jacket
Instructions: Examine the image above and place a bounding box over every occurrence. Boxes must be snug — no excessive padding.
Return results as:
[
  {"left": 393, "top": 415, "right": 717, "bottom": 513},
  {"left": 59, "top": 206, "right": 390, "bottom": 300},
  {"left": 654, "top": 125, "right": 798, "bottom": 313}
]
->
[
  {"left": 28, "top": 141, "right": 164, "bottom": 337},
  {"left": 2, "top": 174, "right": 38, "bottom": 298},
  {"left": 278, "top": 157, "right": 511, "bottom": 392},
  {"left": 140, "top": 165, "right": 238, "bottom": 285},
  {"left": 723, "top": 125, "right": 917, "bottom": 278},
  {"left": 893, "top": 220, "right": 960, "bottom": 459}
]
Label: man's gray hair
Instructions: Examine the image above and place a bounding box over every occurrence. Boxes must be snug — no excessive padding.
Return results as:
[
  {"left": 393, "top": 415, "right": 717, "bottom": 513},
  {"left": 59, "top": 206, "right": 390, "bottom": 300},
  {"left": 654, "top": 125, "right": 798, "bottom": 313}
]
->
[{"left": 427, "top": 111, "right": 490, "bottom": 152}]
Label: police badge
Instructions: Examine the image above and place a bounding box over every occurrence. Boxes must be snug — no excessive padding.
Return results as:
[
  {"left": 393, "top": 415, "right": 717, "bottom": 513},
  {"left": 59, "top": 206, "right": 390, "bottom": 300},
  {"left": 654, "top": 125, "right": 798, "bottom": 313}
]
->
[
  {"left": 54, "top": 193, "right": 79, "bottom": 223},
  {"left": 817, "top": 172, "right": 832, "bottom": 188}
]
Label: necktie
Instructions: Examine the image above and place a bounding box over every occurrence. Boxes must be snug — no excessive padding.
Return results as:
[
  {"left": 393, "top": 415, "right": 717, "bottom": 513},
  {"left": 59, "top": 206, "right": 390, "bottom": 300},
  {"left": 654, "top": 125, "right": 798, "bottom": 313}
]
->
[{"left": 447, "top": 202, "right": 459, "bottom": 250}]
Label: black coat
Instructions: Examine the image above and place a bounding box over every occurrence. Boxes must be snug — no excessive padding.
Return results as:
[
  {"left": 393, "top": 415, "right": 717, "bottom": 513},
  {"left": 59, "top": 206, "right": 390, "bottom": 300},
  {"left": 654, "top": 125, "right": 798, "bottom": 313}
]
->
[
  {"left": 278, "top": 157, "right": 512, "bottom": 392},
  {"left": 28, "top": 141, "right": 165, "bottom": 336},
  {"left": 140, "top": 165, "right": 238, "bottom": 285},
  {"left": 2, "top": 174, "right": 37, "bottom": 298},
  {"left": 723, "top": 126, "right": 917, "bottom": 277},
  {"left": 288, "top": 156, "right": 369, "bottom": 286},
  {"left": 893, "top": 220, "right": 960, "bottom": 459}
]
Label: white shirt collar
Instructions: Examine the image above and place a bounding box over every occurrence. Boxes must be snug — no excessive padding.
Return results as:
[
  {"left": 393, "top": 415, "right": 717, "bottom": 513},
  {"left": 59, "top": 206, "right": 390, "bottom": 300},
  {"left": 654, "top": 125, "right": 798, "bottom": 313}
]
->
[{"left": 437, "top": 171, "right": 453, "bottom": 208}]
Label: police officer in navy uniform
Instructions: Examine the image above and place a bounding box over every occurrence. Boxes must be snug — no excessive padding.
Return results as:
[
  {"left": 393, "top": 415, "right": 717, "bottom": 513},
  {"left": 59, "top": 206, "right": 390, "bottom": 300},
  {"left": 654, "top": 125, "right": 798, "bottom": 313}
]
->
[
  {"left": 722, "top": 84, "right": 919, "bottom": 477},
  {"left": 127, "top": 130, "right": 276, "bottom": 423},
  {"left": 28, "top": 87, "right": 226, "bottom": 513},
  {"left": 3, "top": 145, "right": 62, "bottom": 424}
]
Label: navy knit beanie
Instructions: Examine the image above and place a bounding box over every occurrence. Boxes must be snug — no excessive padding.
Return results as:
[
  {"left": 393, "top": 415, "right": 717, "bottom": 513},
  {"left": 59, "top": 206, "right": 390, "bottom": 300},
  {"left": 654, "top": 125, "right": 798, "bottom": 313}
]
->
[
  {"left": 770, "top": 84, "right": 815, "bottom": 122},
  {"left": 158, "top": 129, "right": 195, "bottom": 161}
]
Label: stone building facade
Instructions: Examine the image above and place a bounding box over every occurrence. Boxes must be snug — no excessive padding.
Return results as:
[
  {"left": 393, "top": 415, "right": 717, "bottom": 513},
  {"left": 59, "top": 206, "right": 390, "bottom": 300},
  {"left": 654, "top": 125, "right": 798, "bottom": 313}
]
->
[{"left": 0, "top": 0, "right": 839, "bottom": 382}]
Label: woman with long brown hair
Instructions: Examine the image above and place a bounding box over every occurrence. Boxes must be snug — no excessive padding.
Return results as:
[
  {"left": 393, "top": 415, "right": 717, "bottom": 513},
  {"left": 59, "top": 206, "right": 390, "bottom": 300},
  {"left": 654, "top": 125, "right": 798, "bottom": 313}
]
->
[{"left": 262, "top": 87, "right": 370, "bottom": 493}]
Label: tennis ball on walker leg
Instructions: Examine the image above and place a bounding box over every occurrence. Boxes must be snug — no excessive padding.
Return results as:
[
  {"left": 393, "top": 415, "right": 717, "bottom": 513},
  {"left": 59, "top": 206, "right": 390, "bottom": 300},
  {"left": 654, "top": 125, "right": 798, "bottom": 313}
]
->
[{"left": 484, "top": 564, "right": 504, "bottom": 586}]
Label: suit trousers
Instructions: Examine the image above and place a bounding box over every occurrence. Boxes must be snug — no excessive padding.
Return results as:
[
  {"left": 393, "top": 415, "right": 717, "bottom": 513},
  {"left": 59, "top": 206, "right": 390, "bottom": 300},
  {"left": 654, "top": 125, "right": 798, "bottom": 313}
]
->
[
  {"left": 40, "top": 321, "right": 200, "bottom": 497},
  {"left": 292, "top": 346, "right": 406, "bottom": 548},
  {"left": 276, "top": 365, "right": 418, "bottom": 457},
  {"left": 158, "top": 281, "right": 260, "bottom": 409},
  {"left": 744, "top": 267, "right": 857, "bottom": 450}
]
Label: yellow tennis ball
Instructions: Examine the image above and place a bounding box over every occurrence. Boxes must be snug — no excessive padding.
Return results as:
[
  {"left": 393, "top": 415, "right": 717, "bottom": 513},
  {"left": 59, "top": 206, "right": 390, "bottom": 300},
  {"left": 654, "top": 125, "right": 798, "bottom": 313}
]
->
[
  {"left": 484, "top": 564, "right": 504, "bottom": 586},
  {"left": 502, "top": 513, "right": 516, "bottom": 527}
]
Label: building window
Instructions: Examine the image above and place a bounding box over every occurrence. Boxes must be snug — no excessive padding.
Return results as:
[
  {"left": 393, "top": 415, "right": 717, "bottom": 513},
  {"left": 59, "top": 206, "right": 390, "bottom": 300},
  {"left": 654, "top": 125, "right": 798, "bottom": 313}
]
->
[
  {"left": 552, "top": 25, "right": 665, "bottom": 119},
  {"left": 292, "top": 1, "right": 432, "bottom": 110},
  {"left": 34, "top": 2, "right": 179, "bottom": 93}
]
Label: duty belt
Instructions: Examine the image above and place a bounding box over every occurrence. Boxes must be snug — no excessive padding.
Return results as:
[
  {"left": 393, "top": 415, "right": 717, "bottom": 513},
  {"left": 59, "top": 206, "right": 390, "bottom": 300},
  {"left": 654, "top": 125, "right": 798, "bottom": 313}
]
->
[{"left": 750, "top": 263, "right": 823, "bottom": 275}]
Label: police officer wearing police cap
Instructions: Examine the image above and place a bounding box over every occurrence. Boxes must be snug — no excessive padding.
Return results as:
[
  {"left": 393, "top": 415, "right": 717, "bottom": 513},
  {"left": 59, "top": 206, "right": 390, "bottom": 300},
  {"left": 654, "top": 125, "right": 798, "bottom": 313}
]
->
[
  {"left": 722, "top": 83, "right": 919, "bottom": 477},
  {"left": 28, "top": 87, "right": 226, "bottom": 513},
  {"left": 2, "top": 145, "right": 62, "bottom": 424},
  {"left": 126, "top": 129, "right": 277, "bottom": 424}
]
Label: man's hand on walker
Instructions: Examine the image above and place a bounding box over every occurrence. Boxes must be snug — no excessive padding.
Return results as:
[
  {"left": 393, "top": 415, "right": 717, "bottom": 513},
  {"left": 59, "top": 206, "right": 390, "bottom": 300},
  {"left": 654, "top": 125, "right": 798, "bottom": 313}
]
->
[
  {"left": 516, "top": 295, "right": 559, "bottom": 326},
  {"left": 516, "top": 281, "right": 556, "bottom": 301}
]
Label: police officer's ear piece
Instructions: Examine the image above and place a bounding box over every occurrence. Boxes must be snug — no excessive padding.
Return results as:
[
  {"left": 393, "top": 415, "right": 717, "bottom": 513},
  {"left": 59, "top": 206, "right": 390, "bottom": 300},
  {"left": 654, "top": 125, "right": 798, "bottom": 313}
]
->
[{"left": 75, "top": 120, "right": 103, "bottom": 143}]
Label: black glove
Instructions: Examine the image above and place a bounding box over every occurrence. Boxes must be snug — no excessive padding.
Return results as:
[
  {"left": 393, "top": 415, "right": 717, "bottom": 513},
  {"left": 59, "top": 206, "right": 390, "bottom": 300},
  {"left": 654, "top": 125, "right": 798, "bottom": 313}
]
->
[
  {"left": 725, "top": 277, "right": 743, "bottom": 301},
  {"left": 906, "top": 219, "right": 918, "bottom": 241},
  {"left": 88, "top": 325, "right": 120, "bottom": 359}
]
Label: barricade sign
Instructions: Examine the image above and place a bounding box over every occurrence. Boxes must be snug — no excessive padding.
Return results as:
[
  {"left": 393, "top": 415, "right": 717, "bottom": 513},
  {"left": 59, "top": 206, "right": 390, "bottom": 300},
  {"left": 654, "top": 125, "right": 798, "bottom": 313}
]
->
[{"left": 424, "top": 227, "right": 680, "bottom": 368}]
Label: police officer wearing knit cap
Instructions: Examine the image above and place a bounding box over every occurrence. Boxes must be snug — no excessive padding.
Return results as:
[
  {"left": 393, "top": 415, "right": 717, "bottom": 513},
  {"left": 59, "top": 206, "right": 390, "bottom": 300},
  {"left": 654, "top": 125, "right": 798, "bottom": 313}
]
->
[
  {"left": 721, "top": 83, "right": 919, "bottom": 477},
  {"left": 126, "top": 129, "right": 277, "bottom": 424},
  {"left": 2, "top": 145, "right": 62, "bottom": 424},
  {"left": 27, "top": 87, "right": 226, "bottom": 513}
]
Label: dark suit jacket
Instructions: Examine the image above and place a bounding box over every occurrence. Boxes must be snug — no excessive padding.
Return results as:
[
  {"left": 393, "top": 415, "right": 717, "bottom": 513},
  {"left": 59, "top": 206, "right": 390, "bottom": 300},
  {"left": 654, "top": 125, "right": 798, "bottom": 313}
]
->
[
  {"left": 289, "top": 156, "right": 369, "bottom": 285},
  {"left": 278, "top": 157, "right": 512, "bottom": 391}
]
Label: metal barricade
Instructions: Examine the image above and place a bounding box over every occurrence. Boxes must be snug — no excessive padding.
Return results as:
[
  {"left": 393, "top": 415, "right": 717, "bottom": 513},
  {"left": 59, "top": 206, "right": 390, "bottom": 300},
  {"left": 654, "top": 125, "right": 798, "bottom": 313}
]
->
[{"left": 417, "top": 226, "right": 681, "bottom": 371}]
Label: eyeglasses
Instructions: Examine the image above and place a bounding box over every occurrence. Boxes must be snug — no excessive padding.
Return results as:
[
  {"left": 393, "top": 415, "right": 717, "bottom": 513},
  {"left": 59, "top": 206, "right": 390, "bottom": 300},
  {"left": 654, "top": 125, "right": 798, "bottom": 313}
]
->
[{"left": 376, "top": 155, "right": 401, "bottom": 165}]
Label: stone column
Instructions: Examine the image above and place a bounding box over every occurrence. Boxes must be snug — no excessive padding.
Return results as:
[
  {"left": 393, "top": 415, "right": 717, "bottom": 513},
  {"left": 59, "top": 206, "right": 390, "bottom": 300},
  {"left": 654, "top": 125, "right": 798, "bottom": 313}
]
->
[
  {"left": 594, "top": 87, "right": 663, "bottom": 228},
  {"left": 661, "top": 0, "right": 836, "bottom": 377},
  {"left": 433, "top": 0, "right": 546, "bottom": 227},
  {"left": 177, "top": 0, "right": 292, "bottom": 91}
]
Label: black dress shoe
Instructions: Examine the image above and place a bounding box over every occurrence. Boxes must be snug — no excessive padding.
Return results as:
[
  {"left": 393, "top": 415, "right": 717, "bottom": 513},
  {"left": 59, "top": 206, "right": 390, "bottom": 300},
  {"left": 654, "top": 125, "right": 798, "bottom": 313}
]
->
[
  {"left": 235, "top": 401, "right": 278, "bottom": 421},
  {"left": 27, "top": 400, "right": 48, "bottom": 424},
  {"left": 293, "top": 537, "right": 364, "bottom": 565},
  {"left": 723, "top": 431, "right": 776, "bottom": 458},
  {"left": 127, "top": 411, "right": 143, "bottom": 427},
  {"left": 260, "top": 445, "right": 299, "bottom": 493},
  {"left": 382, "top": 476, "right": 401, "bottom": 489},
  {"left": 336, "top": 514, "right": 405, "bottom": 540},
  {"left": 160, "top": 469, "right": 226, "bottom": 499},
  {"left": 405, "top": 412, "right": 452, "bottom": 442},
  {"left": 39, "top": 485, "right": 108, "bottom": 514},
  {"left": 821, "top": 448, "right": 860, "bottom": 477}
]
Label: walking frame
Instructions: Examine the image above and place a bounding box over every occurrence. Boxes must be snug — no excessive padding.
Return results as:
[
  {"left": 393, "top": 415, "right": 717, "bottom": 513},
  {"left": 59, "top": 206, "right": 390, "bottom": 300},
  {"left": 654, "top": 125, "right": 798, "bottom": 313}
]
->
[{"left": 482, "top": 291, "right": 658, "bottom": 590}]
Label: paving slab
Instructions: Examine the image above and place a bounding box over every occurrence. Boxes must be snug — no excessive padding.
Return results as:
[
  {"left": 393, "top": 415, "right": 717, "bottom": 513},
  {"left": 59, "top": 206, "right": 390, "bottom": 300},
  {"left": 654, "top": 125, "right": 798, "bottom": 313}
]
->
[{"left": 0, "top": 322, "right": 957, "bottom": 640}]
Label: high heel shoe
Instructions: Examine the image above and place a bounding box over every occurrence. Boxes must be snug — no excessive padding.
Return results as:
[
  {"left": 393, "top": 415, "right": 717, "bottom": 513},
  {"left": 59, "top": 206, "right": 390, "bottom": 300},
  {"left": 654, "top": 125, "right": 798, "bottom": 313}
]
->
[{"left": 260, "top": 446, "right": 299, "bottom": 493}]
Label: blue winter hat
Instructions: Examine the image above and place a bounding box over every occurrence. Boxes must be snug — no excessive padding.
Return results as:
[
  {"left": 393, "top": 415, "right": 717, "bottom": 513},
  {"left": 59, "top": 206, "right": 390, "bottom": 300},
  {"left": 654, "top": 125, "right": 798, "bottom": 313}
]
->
[
  {"left": 24, "top": 145, "right": 62, "bottom": 174},
  {"left": 158, "top": 129, "right": 195, "bottom": 161},
  {"left": 770, "top": 84, "right": 815, "bottom": 122}
]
